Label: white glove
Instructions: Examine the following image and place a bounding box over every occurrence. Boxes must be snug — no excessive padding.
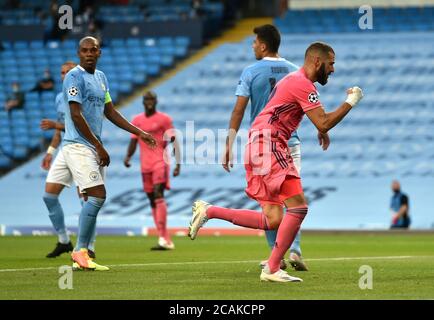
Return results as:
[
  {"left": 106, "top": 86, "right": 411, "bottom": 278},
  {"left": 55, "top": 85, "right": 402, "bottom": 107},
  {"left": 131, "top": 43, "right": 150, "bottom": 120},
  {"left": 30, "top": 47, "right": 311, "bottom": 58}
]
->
[{"left": 345, "top": 86, "right": 363, "bottom": 107}]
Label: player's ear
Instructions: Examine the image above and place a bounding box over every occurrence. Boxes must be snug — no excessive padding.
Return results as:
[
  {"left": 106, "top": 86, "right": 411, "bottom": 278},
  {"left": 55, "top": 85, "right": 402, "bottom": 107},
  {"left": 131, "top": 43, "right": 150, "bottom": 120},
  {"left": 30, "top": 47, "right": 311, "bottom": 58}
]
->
[{"left": 314, "top": 56, "right": 321, "bottom": 70}]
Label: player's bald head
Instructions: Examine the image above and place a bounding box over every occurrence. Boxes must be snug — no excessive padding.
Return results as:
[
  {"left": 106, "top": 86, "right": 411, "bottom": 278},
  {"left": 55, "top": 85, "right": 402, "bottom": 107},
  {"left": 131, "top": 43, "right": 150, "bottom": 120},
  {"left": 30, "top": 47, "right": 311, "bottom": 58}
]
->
[
  {"left": 78, "top": 36, "right": 100, "bottom": 49},
  {"left": 143, "top": 91, "right": 157, "bottom": 100},
  {"left": 304, "top": 42, "right": 334, "bottom": 61},
  {"left": 391, "top": 180, "right": 401, "bottom": 192}
]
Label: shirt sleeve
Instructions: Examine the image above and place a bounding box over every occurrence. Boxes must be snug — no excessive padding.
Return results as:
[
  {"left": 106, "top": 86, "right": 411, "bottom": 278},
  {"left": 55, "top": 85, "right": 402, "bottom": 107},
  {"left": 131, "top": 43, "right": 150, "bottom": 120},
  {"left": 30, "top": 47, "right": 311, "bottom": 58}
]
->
[
  {"left": 130, "top": 116, "right": 139, "bottom": 139},
  {"left": 400, "top": 195, "right": 409, "bottom": 206},
  {"left": 235, "top": 67, "right": 251, "bottom": 97},
  {"left": 63, "top": 72, "right": 83, "bottom": 104},
  {"left": 292, "top": 79, "right": 322, "bottom": 112},
  {"left": 103, "top": 73, "right": 112, "bottom": 104}
]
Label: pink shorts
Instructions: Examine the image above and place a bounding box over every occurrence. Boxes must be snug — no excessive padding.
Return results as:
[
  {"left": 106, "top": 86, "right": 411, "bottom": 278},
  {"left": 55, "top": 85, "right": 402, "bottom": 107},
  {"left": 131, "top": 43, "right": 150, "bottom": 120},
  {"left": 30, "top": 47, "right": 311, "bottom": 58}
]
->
[
  {"left": 244, "top": 131, "right": 302, "bottom": 206},
  {"left": 141, "top": 165, "right": 170, "bottom": 193}
]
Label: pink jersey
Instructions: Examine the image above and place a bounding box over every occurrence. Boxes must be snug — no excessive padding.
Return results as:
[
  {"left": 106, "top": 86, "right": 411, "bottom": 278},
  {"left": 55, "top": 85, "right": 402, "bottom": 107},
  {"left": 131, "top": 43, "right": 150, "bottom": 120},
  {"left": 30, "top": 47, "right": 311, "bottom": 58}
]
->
[
  {"left": 250, "top": 67, "right": 322, "bottom": 142},
  {"left": 131, "top": 111, "right": 175, "bottom": 173}
]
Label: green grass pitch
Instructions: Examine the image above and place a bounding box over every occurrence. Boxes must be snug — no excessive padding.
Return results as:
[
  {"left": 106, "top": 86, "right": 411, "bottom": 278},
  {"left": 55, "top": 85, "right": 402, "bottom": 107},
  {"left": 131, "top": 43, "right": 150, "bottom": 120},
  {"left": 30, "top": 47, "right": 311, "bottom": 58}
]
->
[{"left": 1, "top": 233, "right": 433, "bottom": 300}]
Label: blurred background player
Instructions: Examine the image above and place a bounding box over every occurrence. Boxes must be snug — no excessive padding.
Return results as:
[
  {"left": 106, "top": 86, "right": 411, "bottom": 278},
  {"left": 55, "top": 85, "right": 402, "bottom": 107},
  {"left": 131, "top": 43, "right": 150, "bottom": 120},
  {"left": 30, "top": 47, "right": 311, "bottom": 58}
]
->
[
  {"left": 4, "top": 82, "right": 25, "bottom": 112},
  {"left": 390, "top": 180, "right": 411, "bottom": 229},
  {"left": 223, "top": 24, "right": 330, "bottom": 271},
  {"left": 40, "top": 61, "right": 97, "bottom": 259},
  {"left": 124, "top": 91, "right": 181, "bottom": 250},
  {"left": 31, "top": 68, "right": 55, "bottom": 93},
  {"left": 62, "top": 36, "right": 156, "bottom": 270},
  {"left": 189, "top": 42, "right": 363, "bottom": 282}
]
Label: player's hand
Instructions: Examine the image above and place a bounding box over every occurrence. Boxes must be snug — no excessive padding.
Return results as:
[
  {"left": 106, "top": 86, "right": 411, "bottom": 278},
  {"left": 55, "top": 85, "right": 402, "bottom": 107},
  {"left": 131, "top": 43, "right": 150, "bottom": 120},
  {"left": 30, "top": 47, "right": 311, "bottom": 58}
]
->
[
  {"left": 222, "top": 144, "right": 233, "bottom": 172},
  {"left": 96, "top": 144, "right": 110, "bottom": 167},
  {"left": 139, "top": 131, "right": 157, "bottom": 149},
  {"left": 173, "top": 164, "right": 180, "bottom": 177},
  {"left": 40, "top": 119, "right": 57, "bottom": 131},
  {"left": 317, "top": 132, "right": 330, "bottom": 151},
  {"left": 41, "top": 153, "right": 53, "bottom": 170},
  {"left": 124, "top": 155, "right": 131, "bottom": 168},
  {"left": 345, "top": 86, "right": 363, "bottom": 107}
]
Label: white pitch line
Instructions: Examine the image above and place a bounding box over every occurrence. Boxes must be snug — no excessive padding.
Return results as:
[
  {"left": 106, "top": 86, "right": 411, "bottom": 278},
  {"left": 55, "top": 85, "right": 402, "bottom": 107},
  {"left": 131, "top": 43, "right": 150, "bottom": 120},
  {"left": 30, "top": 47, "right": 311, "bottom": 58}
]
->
[{"left": 0, "top": 255, "right": 432, "bottom": 273}]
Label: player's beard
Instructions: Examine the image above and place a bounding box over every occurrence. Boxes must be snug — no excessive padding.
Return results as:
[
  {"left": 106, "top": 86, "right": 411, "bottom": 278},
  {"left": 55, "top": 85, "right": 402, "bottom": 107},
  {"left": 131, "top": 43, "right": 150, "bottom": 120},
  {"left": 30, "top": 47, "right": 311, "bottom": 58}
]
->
[{"left": 317, "top": 63, "right": 328, "bottom": 86}]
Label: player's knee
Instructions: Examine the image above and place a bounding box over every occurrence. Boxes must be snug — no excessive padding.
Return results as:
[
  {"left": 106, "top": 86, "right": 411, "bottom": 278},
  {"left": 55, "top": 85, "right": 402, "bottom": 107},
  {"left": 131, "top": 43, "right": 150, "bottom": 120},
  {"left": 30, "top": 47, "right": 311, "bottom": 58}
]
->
[
  {"left": 154, "top": 191, "right": 164, "bottom": 199},
  {"left": 86, "top": 196, "right": 106, "bottom": 217},
  {"left": 153, "top": 185, "right": 165, "bottom": 199},
  {"left": 43, "top": 192, "right": 60, "bottom": 213},
  {"left": 267, "top": 215, "right": 283, "bottom": 229}
]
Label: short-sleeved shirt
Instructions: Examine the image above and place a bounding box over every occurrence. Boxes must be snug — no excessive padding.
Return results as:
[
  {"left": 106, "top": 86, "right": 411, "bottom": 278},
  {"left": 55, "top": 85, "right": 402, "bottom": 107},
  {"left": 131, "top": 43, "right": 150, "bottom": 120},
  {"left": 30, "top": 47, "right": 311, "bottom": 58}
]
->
[
  {"left": 131, "top": 111, "right": 175, "bottom": 173},
  {"left": 62, "top": 65, "right": 112, "bottom": 149},
  {"left": 250, "top": 67, "right": 322, "bottom": 143},
  {"left": 235, "top": 57, "right": 301, "bottom": 147},
  {"left": 390, "top": 191, "right": 410, "bottom": 227}
]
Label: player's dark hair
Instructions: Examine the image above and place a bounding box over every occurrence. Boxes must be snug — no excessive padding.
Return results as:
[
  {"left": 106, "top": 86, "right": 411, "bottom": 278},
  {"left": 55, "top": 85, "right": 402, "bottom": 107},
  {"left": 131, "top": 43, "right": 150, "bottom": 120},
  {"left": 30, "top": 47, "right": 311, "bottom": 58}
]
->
[
  {"left": 253, "top": 24, "right": 280, "bottom": 53},
  {"left": 305, "top": 42, "right": 334, "bottom": 58}
]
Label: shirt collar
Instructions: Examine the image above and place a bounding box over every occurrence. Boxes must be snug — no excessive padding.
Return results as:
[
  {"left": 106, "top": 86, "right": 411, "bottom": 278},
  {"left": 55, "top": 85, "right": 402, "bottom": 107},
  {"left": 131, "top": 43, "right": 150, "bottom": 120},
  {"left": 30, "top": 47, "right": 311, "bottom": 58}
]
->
[{"left": 263, "top": 57, "right": 285, "bottom": 61}]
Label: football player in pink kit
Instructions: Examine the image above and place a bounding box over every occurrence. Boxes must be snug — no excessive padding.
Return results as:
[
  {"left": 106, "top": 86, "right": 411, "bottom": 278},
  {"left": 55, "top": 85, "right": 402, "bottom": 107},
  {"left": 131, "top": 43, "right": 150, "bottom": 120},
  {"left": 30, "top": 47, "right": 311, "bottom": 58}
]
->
[
  {"left": 189, "top": 42, "right": 363, "bottom": 282},
  {"left": 124, "top": 91, "right": 181, "bottom": 250}
]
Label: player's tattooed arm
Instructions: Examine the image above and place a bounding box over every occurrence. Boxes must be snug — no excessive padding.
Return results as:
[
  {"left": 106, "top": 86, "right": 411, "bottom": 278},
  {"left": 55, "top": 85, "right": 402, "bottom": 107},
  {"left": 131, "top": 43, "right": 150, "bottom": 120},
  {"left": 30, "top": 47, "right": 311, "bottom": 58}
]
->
[
  {"left": 306, "top": 87, "right": 363, "bottom": 134},
  {"left": 172, "top": 136, "right": 181, "bottom": 177},
  {"left": 317, "top": 131, "right": 330, "bottom": 151},
  {"left": 223, "top": 96, "right": 249, "bottom": 172},
  {"left": 41, "top": 129, "right": 62, "bottom": 170}
]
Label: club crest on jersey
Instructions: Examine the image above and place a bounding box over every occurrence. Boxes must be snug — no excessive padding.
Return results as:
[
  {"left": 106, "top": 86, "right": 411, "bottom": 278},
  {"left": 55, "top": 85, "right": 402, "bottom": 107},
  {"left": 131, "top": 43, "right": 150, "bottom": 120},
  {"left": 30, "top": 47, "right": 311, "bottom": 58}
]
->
[
  {"left": 68, "top": 86, "right": 78, "bottom": 96},
  {"left": 308, "top": 92, "right": 319, "bottom": 103},
  {"left": 101, "top": 83, "right": 106, "bottom": 91},
  {"left": 89, "top": 171, "right": 99, "bottom": 181}
]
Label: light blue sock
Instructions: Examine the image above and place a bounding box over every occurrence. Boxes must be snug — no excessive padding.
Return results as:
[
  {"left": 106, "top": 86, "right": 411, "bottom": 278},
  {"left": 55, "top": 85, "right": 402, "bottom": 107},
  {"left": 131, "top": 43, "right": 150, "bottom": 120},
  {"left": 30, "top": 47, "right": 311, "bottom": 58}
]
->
[
  {"left": 88, "top": 227, "right": 96, "bottom": 251},
  {"left": 265, "top": 230, "right": 277, "bottom": 249},
  {"left": 265, "top": 229, "right": 302, "bottom": 255},
  {"left": 79, "top": 197, "right": 96, "bottom": 251},
  {"left": 289, "top": 230, "right": 302, "bottom": 256},
  {"left": 43, "top": 192, "right": 70, "bottom": 244},
  {"left": 75, "top": 196, "right": 105, "bottom": 252}
]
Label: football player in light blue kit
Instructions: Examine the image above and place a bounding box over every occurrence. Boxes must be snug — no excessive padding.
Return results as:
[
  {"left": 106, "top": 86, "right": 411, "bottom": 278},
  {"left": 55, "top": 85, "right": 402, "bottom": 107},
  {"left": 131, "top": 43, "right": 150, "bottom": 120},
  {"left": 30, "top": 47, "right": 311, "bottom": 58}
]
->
[
  {"left": 61, "top": 36, "right": 156, "bottom": 270},
  {"left": 41, "top": 61, "right": 97, "bottom": 259},
  {"left": 223, "top": 25, "right": 330, "bottom": 271}
]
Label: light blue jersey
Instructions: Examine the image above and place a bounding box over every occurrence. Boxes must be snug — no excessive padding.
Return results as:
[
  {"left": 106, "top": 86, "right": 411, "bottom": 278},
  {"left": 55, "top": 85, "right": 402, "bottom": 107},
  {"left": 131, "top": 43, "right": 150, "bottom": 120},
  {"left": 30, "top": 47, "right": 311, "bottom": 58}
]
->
[
  {"left": 235, "top": 57, "right": 300, "bottom": 146},
  {"left": 62, "top": 65, "right": 111, "bottom": 149},
  {"left": 55, "top": 91, "right": 67, "bottom": 139}
]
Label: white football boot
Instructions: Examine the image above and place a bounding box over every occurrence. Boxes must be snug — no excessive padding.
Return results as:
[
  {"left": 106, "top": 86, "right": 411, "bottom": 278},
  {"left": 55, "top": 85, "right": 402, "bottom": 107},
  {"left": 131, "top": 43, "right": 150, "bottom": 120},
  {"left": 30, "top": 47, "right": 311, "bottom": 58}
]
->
[
  {"left": 260, "top": 263, "right": 303, "bottom": 283},
  {"left": 188, "top": 200, "right": 211, "bottom": 240}
]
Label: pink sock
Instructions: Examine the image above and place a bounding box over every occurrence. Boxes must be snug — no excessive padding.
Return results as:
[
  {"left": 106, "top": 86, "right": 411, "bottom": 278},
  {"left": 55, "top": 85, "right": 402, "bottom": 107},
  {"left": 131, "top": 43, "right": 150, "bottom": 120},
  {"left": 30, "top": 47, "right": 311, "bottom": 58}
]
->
[
  {"left": 207, "top": 206, "right": 270, "bottom": 230},
  {"left": 268, "top": 205, "right": 308, "bottom": 273},
  {"left": 155, "top": 198, "right": 171, "bottom": 242}
]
